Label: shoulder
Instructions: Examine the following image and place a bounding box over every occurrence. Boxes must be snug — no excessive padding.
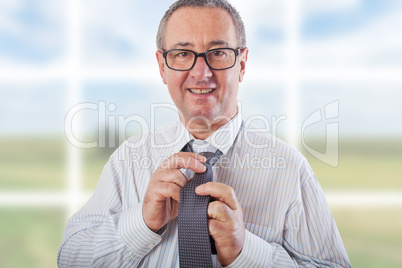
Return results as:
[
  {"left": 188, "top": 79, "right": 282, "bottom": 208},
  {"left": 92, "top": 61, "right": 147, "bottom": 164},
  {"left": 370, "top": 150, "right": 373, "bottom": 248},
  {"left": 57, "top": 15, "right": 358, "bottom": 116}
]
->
[
  {"left": 122, "top": 120, "right": 180, "bottom": 149},
  {"left": 239, "top": 120, "right": 305, "bottom": 160},
  {"left": 239, "top": 120, "right": 317, "bottom": 186},
  {"left": 109, "top": 120, "right": 181, "bottom": 161}
]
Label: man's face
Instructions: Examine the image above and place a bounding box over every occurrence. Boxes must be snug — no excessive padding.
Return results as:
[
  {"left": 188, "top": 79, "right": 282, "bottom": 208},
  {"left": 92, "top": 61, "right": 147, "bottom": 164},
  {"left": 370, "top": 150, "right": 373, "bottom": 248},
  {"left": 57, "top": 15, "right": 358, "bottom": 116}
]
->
[{"left": 156, "top": 7, "right": 248, "bottom": 126}]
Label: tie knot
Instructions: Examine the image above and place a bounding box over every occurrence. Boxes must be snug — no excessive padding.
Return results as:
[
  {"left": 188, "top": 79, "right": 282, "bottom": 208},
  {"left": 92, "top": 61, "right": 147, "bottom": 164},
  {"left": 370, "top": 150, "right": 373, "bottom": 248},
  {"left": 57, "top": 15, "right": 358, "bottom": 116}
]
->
[
  {"left": 200, "top": 150, "right": 222, "bottom": 166},
  {"left": 181, "top": 142, "right": 223, "bottom": 166}
]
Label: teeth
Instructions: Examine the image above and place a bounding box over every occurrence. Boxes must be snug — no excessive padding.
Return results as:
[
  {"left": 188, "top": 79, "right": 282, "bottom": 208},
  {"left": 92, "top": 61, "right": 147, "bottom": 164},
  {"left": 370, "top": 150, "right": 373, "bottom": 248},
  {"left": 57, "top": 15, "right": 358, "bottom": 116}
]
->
[{"left": 189, "top": 88, "right": 214, "bottom": 94}]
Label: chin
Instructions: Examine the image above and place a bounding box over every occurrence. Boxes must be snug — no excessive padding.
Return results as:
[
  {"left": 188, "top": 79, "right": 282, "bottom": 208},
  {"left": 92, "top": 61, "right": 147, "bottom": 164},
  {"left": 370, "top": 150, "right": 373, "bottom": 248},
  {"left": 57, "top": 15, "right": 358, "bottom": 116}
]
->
[{"left": 187, "top": 112, "right": 215, "bottom": 123}]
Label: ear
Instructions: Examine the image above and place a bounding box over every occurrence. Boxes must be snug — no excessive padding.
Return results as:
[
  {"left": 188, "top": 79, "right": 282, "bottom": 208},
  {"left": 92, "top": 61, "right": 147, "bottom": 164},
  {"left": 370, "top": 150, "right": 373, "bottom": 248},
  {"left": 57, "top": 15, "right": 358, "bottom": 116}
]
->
[
  {"left": 238, "top": 47, "right": 249, "bottom": 83},
  {"left": 156, "top": 50, "right": 168, "bottom": 85}
]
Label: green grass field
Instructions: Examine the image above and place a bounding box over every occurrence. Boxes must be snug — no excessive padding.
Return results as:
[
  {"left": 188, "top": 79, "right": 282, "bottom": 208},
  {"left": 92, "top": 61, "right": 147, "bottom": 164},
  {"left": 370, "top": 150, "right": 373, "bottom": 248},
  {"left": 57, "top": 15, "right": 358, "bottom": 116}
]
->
[
  {"left": 332, "top": 208, "right": 402, "bottom": 267},
  {"left": 1, "top": 136, "right": 401, "bottom": 267},
  {"left": 0, "top": 137, "right": 66, "bottom": 190},
  {"left": 302, "top": 137, "right": 402, "bottom": 190},
  {"left": 0, "top": 209, "right": 64, "bottom": 268}
]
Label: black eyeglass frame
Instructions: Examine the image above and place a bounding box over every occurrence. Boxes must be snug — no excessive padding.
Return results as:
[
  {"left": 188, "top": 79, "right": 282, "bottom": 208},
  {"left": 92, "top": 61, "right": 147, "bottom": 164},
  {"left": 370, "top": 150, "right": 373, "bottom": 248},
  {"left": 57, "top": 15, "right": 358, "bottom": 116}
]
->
[{"left": 162, "top": 47, "right": 244, "bottom": 71}]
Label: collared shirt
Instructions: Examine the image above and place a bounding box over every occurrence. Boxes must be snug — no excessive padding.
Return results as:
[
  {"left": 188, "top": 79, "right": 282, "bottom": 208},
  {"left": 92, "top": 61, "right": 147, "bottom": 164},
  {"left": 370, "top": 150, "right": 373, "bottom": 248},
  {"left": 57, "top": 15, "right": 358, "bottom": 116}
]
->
[
  {"left": 180, "top": 113, "right": 242, "bottom": 181},
  {"left": 58, "top": 113, "right": 351, "bottom": 267}
]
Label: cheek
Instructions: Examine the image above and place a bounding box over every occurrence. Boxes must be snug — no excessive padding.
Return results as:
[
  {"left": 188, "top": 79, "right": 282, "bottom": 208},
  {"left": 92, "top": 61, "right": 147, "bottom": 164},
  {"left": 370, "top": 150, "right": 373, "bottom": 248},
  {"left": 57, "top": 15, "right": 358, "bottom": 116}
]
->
[
  {"left": 166, "top": 71, "right": 188, "bottom": 100},
  {"left": 166, "top": 70, "right": 187, "bottom": 88},
  {"left": 220, "top": 72, "right": 239, "bottom": 97}
]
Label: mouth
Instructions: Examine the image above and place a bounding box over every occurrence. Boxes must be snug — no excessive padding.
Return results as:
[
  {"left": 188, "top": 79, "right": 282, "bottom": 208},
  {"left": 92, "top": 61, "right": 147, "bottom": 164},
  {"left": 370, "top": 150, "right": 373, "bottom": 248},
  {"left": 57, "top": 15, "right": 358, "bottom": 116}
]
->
[{"left": 188, "top": 88, "right": 215, "bottom": 95}]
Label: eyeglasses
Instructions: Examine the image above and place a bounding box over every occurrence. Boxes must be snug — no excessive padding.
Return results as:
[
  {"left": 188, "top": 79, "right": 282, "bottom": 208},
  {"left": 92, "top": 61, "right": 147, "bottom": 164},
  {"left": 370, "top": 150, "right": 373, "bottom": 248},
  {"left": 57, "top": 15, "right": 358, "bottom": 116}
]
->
[{"left": 162, "top": 47, "right": 243, "bottom": 71}]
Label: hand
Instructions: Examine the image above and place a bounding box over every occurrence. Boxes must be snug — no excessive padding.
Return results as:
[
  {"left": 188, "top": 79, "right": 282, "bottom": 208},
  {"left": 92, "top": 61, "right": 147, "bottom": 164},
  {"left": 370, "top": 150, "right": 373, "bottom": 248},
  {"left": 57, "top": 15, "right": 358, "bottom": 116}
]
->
[
  {"left": 195, "top": 182, "right": 245, "bottom": 266},
  {"left": 142, "top": 152, "right": 206, "bottom": 232}
]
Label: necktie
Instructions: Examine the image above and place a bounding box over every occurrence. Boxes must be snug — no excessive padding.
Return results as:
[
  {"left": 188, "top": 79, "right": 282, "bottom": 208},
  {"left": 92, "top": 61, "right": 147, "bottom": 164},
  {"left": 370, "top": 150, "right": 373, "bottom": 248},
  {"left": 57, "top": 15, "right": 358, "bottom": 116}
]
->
[{"left": 178, "top": 143, "right": 222, "bottom": 268}]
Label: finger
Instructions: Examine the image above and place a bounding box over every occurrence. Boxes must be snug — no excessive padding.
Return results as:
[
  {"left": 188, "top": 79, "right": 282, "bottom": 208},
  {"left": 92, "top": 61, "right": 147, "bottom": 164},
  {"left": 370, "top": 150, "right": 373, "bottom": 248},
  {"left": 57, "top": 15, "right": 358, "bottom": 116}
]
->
[
  {"left": 157, "top": 168, "right": 189, "bottom": 188},
  {"left": 155, "top": 181, "right": 183, "bottom": 202},
  {"left": 207, "top": 201, "right": 233, "bottom": 222},
  {"left": 208, "top": 218, "right": 230, "bottom": 238},
  {"left": 162, "top": 152, "right": 206, "bottom": 173},
  {"left": 175, "top": 152, "right": 207, "bottom": 164},
  {"left": 195, "top": 182, "right": 239, "bottom": 210}
]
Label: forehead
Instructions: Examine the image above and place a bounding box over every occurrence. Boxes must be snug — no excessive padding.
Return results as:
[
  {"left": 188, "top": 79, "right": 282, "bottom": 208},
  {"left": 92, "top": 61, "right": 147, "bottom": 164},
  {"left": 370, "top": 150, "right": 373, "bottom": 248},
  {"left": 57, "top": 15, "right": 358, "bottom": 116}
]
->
[{"left": 164, "top": 7, "right": 237, "bottom": 49}]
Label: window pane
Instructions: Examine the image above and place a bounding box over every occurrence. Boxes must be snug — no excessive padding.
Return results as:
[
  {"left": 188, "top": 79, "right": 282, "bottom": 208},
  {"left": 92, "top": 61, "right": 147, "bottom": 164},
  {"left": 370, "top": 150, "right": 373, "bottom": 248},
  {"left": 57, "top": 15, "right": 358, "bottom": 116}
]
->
[
  {"left": 300, "top": 83, "right": 402, "bottom": 190},
  {"left": 0, "top": 0, "right": 66, "bottom": 66},
  {"left": 301, "top": 0, "right": 402, "bottom": 69},
  {"left": 0, "top": 83, "right": 67, "bottom": 190},
  {"left": 80, "top": 82, "right": 173, "bottom": 190},
  {"left": 0, "top": 209, "right": 64, "bottom": 268},
  {"left": 0, "top": 137, "right": 66, "bottom": 190},
  {"left": 333, "top": 208, "right": 402, "bottom": 267}
]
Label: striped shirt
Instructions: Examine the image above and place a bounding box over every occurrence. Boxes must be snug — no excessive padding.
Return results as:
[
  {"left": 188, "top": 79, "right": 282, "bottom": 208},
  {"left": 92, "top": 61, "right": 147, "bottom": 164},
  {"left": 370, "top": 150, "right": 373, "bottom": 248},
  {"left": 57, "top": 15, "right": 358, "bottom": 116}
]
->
[{"left": 58, "top": 113, "right": 351, "bottom": 267}]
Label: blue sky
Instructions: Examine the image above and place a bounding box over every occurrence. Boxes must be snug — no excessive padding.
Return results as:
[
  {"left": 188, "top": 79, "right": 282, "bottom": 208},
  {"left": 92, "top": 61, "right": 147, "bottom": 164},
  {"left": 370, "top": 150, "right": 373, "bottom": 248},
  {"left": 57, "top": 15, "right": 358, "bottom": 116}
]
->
[
  {"left": 0, "top": 0, "right": 65, "bottom": 64},
  {"left": 302, "top": 0, "right": 400, "bottom": 38},
  {"left": 0, "top": 0, "right": 401, "bottom": 136},
  {"left": 1, "top": 0, "right": 401, "bottom": 65}
]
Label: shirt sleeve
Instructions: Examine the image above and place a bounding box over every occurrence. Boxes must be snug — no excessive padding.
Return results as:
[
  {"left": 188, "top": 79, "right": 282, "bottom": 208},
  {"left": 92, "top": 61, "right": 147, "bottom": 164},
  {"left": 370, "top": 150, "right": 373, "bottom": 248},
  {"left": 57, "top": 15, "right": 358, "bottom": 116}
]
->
[
  {"left": 57, "top": 152, "right": 160, "bottom": 267},
  {"left": 226, "top": 159, "right": 351, "bottom": 268}
]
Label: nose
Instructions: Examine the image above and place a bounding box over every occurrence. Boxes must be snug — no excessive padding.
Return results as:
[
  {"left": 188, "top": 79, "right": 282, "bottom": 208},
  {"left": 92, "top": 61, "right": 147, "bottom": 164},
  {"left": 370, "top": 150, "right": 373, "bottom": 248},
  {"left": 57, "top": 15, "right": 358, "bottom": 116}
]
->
[{"left": 189, "top": 56, "right": 213, "bottom": 81}]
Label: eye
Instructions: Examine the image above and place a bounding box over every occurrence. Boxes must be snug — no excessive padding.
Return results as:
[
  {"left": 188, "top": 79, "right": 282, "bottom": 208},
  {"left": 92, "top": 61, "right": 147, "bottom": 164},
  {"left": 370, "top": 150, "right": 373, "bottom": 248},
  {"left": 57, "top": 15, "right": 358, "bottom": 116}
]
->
[
  {"left": 212, "top": 50, "right": 225, "bottom": 57},
  {"left": 177, "top": 51, "right": 189, "bottom": 58}
]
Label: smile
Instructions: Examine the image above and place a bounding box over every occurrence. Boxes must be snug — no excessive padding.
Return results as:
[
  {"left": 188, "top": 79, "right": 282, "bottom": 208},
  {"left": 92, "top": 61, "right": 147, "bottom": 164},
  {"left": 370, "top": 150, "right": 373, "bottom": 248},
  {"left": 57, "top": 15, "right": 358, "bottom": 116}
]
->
[{"left": 188, "top": 88, "right": 215, "bottom": 94}]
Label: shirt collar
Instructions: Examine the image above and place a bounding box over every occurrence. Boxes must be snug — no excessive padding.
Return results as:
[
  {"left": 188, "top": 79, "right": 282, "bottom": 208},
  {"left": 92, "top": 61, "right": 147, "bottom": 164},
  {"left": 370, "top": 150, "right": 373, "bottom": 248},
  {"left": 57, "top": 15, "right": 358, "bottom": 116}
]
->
[
  {"left": 206, "top": 112, "right": 242, "bottom": 155},
  {"left": 174, "top": 112, "right": 242, "bottom": 155},
  {"left": 173, "top": 120, "right": 193, "bottom": 153}
]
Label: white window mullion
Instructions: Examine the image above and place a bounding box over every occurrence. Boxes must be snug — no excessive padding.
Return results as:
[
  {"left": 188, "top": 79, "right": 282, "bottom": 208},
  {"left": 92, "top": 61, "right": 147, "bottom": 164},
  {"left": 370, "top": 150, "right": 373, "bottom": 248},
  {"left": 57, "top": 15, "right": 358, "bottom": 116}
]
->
[
  {"left": 66, "top": 0, "right": 84, "bottom": 218},
  {"left": 284, "top": 0, "right": 301, "bottom": 148}
]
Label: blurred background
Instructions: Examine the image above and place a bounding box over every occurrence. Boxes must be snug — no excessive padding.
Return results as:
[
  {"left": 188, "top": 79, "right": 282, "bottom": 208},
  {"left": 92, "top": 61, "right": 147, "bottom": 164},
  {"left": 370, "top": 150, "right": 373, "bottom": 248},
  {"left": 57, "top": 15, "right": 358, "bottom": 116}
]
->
[{"left": 1, "top": 0, "right": 401, "bottom": 267}]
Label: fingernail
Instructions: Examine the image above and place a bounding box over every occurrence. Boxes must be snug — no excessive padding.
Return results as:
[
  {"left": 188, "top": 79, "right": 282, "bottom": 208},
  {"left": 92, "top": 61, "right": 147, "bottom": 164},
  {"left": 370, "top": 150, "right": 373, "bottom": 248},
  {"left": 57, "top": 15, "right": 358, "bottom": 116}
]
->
[
  {"left": 196, "top": 185, "right": 204, "bottom": 193},
  {"left": 197, "top": 161, "right": 206, "bottom": 171}
]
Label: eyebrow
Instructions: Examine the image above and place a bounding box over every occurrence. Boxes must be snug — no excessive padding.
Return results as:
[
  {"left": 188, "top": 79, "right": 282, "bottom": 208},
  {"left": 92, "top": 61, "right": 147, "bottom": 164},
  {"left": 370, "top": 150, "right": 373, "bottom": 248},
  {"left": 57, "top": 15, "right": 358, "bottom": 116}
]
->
[
  {"left": 172, "top": 42, "right": 193, "bottom": 48},
  {"left": 170, "top": 40, "right": 231, "bottom": 49},
  {"left": 209, "top": 40, "right": 230, "bottom": 47}
]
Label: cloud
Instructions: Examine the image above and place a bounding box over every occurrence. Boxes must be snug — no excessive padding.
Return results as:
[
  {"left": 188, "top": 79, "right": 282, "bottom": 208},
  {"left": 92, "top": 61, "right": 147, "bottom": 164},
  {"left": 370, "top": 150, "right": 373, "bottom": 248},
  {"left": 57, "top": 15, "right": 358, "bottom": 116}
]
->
[
  {"left": 301, "top": 6, "right": 402, "bottom": 68},
  {"left": 0, "top": 0, "right": 65, "bottom": 66},
  {"left": 82, "top": 0, "right": 170, "bottom": 66},
  {"left": 1, "top": 0, "right": 401, "bottom": 135},
  {"left": 0, "top": 82, "right": 67, "bottom": 135},
  {"left": 302, "top": 0, "right": 360, "bottom": 14}
]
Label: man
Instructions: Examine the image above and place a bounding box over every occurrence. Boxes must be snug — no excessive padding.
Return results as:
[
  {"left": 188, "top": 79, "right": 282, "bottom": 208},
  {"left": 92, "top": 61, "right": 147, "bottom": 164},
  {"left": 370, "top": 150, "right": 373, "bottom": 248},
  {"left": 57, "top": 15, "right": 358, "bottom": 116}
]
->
[{"left": 58, "top": 0, "right": 351, "bottom": 267}]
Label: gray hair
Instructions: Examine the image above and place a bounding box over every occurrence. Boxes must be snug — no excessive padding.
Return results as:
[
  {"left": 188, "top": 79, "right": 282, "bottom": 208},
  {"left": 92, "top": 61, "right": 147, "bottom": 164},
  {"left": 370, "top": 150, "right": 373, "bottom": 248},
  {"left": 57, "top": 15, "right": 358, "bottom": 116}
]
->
[{"left": 156, "top": 0, "right": 246, "bottom": 50}]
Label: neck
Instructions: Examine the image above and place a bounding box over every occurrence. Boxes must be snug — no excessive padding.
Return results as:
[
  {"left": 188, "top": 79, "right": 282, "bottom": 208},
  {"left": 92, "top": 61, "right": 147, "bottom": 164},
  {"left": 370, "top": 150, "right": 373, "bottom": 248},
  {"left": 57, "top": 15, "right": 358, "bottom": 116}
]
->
[{"left": 180, "top": 114, "right": 235, "bottom": 140}]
